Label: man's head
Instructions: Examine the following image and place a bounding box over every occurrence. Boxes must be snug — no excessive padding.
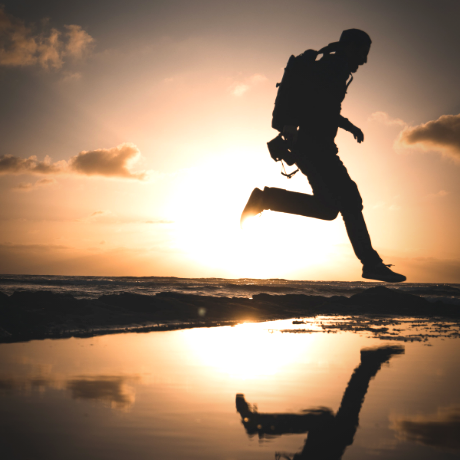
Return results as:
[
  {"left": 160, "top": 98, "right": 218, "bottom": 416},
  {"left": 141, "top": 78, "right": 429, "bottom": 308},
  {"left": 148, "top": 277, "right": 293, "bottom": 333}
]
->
[{"left": 339, "top": 29, "right": 372, "bottom": 73}]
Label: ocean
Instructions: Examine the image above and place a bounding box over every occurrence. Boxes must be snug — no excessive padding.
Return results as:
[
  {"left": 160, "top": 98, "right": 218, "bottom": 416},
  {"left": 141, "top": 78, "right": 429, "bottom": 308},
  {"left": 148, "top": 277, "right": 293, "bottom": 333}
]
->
[{"left": 1, "top": 274, "right": 460, "bottom": 305}]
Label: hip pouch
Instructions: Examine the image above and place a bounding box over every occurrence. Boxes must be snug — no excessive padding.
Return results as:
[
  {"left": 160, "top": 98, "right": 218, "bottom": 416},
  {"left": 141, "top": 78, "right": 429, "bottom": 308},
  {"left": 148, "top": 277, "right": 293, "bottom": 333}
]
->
[
  {"left": 267, "top": 134, "right": 300, "bottom": 179},
  {"left": 267, "top": 134, "right": 297, "bottom": 166}
]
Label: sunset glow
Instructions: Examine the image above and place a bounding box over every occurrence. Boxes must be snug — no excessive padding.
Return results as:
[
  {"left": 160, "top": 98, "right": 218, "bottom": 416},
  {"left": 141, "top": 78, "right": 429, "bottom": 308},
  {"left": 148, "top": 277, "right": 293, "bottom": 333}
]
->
[{"left": 1, "top": 1, "right": 459, "bottom": 281}]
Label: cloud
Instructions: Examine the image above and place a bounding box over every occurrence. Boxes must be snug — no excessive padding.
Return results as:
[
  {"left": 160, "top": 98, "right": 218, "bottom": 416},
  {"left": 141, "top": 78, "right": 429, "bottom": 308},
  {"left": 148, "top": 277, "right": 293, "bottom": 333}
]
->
[
  {"left": 427, "top": 190, "right": 449, "bottom": 199},
  {"left": 13, "top": 178, "right": 57, "bottom": 191},
  {"left": 79, "top": 210, "right": 113, "bottom": 223},
  {"left": 64, "top": 25, "right": 94, "bottom": 59},
  {"left": 81, "top": 212, "right": 173, "bottom": 225},
  {"left": 396, "top": 114, "right": 460, "bottom": 161},
  {"left": 368, "top": 111, "right": 407, "bottom": 127},
  {"left": 13, "top": 182, "right": 33, "bottom": 191},
  {"left": 0, "top": 7, "right": 93, "bottom": 69},
  {"left": 228, "top": 73, "right": 267, "bottom": 97},
  {"left": 69, "top": 143, "right": 147, "bottom": 180},
  {"left": 0, "top": 154, "right": 66, "bottom": 174},
  {"left": 0, "top": 143, "right": 148, "bottom": 180},
  {"left": 61, "top": 71, "right": 82, "bottom": 82},
  {"left": 36, "top": 177, "right": 56, "bottom": 186}
]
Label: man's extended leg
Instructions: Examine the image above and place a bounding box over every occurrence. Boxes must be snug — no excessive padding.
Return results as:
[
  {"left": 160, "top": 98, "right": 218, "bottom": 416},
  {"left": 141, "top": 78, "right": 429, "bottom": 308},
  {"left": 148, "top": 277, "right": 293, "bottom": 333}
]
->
[
  {"left": 240, "top": 157, "right": 339, "bottom": 226},
  {"left": 263, "top": 187, "right": 339, "bottom": 221},
  {"left": 299, "top": 154, "right": 405, "bottom": 282},
  {"left": 239, "top": 150, "right": 405, "bottom": 281}
]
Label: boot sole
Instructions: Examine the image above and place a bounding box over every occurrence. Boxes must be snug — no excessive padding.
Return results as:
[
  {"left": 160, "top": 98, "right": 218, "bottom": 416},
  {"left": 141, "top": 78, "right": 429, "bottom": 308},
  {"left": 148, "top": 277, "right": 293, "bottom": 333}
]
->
[{"left": 362, "top": 273, "right": 406, "bottom": 283}]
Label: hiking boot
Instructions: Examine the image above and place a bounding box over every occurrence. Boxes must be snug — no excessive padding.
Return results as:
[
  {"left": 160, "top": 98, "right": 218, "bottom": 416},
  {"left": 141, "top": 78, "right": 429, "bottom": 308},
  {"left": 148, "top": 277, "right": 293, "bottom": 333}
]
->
[
  {"left": 240, "top": 188, "right": 264, "bottom": 228},
  {"left": 235, "top": 394, "right": 252, "bottom": 418},
  {"left": 362, "top": 262, "right": 406, "bottom": 283}
]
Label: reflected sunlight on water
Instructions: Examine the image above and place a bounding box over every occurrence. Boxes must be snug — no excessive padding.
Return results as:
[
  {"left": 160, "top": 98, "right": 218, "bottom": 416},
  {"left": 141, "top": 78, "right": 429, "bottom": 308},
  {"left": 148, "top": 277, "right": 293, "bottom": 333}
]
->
[
  {"left": 0, "top": 319, "right": 459, "bottom": 459},
  {"left": 180, "top": 321, "right": 324, "bottom": 379}
]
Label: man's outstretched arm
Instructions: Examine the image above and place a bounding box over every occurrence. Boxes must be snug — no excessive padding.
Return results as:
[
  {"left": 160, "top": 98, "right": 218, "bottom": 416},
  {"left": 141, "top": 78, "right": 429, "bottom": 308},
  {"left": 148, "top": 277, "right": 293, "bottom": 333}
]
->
[{"left": 338, "top": 115, "right": 364, "bottom": 143}]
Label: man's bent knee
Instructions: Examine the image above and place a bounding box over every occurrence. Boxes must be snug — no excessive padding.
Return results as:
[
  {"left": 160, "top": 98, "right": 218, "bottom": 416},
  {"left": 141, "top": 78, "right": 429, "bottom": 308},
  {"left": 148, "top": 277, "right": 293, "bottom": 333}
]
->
[{"left": 319, "top": 207, "right": 339, "bottom": 221}]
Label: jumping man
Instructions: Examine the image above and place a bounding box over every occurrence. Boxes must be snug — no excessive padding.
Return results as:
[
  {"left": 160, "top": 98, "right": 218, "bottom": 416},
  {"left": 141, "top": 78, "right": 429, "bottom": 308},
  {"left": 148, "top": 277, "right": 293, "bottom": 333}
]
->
[{"left": 240, "top": 29, "right": 406, "bottom": 283}]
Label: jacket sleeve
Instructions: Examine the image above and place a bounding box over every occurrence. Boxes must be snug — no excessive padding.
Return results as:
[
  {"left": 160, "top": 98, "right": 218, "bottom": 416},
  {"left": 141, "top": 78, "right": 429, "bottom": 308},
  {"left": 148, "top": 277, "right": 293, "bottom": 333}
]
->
[{"left": 338, "top": 115, "right": 355, "bottom": 132}]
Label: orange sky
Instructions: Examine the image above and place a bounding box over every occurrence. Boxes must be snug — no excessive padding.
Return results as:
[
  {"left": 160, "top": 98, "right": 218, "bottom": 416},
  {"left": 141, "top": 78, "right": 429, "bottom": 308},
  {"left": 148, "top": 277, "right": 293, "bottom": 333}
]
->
[{"left": 1, "top": 0, "right": 460, "bottom": 282}]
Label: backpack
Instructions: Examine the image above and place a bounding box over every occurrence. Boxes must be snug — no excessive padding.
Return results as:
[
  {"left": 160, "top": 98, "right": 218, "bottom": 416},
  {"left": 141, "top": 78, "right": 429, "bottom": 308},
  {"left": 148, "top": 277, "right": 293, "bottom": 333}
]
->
[{"left": 271, "top": 49, "right": 319, "bottom": 132}]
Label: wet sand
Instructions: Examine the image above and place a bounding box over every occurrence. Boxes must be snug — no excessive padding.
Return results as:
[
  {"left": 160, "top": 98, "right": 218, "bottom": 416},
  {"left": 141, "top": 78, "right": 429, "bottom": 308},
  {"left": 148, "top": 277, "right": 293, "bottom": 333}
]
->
[{"left": 1, "top": 286, "right": 459, "bottom": 343}]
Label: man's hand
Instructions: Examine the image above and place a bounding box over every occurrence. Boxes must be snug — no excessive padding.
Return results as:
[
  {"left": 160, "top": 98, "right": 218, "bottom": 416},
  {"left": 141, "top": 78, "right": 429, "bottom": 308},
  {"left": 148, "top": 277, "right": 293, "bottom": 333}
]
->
[{"left": 350, "top": 126, "right": 364, "bottom": 143}]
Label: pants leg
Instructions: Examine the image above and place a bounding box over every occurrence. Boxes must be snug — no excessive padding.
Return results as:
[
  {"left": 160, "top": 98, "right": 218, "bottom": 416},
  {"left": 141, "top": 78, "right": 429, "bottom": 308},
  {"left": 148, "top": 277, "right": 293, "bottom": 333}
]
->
[
  {"left": 263, "top": 187, "right": 339, "bottom": 221},
  {"left": 263, "top": 156, "right": 339, "bottom": 221},
  {"left": 341, "top": 210, "right": 382, "bottom": 266},
  {"left": 263, "top": 152, "right": 382, "bottom": 266}
]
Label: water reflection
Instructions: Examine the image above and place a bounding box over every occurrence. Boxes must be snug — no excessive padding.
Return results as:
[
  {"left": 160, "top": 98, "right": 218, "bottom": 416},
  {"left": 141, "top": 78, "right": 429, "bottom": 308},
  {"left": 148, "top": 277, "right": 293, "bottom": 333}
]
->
[
  {"left": 66, "top": 375, "right": 139, "bottom": 410},
  {"left": 0, "top": 373, "right": 139, "bottom": 410},
  {"left": 0, "top": 376, "right": 56, "bottom": 392},
  {"left": 236, "top": 345, "right": 405, "bottom": 459},
  {"left": 1, "top": 324, "right": 460, "bottom": 459},
  {"left": 391, "top": 405, "right": 460, "bottom": 452}
]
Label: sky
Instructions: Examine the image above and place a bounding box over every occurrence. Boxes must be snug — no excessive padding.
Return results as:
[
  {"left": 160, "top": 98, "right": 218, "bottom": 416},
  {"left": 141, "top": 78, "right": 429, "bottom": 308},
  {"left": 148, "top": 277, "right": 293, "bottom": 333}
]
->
[{"left": 1, "top": 0, "right": 459, "bottom": 282}]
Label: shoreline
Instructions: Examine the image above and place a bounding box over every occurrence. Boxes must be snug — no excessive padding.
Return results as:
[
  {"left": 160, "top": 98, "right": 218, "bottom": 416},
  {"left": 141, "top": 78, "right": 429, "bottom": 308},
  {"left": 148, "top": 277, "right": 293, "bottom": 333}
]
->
[{"left": 1, "top": 286, "right": 459, "bottom": 344}]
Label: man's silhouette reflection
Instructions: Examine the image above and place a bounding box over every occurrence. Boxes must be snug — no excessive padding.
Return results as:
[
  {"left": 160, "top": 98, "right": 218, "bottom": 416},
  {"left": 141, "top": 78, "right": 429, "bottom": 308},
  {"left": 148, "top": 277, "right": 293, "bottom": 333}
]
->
[{"left": 236, "top": 345, "right": 404, "bottom": 459}]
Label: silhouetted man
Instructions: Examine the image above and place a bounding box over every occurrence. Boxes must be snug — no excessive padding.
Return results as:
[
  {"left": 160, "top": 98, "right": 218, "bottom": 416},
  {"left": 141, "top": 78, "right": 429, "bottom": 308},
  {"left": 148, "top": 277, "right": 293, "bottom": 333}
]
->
[
  {"left": 240, "top": 29, "right": 406, "bottom": 283},
  {"left": 236, "top": 345, "right": 404, "bottom": 459}
]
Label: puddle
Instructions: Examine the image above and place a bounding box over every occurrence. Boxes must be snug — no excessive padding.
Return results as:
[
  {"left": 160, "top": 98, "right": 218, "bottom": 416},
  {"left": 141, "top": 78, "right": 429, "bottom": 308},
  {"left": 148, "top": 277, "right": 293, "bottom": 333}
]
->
[{"left": 1, "top": 318, "right": 459, "bottom": 459}]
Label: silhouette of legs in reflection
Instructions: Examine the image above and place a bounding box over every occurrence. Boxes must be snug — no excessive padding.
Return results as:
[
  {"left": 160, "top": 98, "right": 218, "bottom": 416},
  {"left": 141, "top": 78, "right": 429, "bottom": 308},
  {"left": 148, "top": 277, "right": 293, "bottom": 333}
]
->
[
  {"left": 236, "top": 345, "right": 404, "bottom": 459},
  {"left": 236, "top": 396, "right": 334, "bottom": 437}
]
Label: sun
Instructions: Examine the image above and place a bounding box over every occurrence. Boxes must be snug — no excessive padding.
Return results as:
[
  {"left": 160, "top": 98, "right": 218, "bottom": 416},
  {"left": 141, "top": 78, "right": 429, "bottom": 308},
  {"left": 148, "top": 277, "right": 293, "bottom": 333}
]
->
[{"left": 166, "top": 158, "right": 341, "bottom": 279}]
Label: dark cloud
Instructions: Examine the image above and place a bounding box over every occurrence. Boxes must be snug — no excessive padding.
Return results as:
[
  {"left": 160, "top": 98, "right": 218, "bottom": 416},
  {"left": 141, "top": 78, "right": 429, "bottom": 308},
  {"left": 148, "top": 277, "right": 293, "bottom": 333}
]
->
[
  {"left": 0, "top": 143, "right": 148, "bottom": 180},
  {"left": 69, "top": 143, "right": 147, "bottom": 180},
  {"left": 0, "top": 7, "right": 93, "bottom": 69},
  {"left": 397, "top": 114, "right": 460, "bottom": 161},
  {"left": 392, "top": 406, "right": 460, "bottom": 451},
  {"left": 0, "top": 154, "right": 66, "bottom": 174}
]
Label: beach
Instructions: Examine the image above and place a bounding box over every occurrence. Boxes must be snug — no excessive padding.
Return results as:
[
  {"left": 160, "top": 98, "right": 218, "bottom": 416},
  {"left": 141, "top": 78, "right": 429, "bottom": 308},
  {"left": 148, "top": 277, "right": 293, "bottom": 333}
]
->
[{"left": 1, "top": 276, "right": 459, "bottom": 343}]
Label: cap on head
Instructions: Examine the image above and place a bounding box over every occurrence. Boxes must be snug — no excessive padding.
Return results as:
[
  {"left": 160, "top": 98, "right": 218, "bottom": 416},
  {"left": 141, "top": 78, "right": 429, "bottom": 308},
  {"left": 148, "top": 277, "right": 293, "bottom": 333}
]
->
[{"left": 339, "top": 29, "right": 372, "bottom": 47}]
